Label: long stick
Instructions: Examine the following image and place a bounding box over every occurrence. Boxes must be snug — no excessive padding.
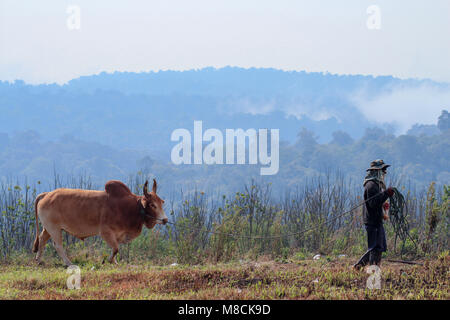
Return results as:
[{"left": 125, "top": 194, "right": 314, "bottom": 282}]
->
[{"left": 386, "top": 259, "right": 423, "bottom": 265}]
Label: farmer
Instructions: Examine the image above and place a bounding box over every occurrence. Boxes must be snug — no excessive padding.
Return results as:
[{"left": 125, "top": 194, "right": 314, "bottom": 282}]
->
[{"left": 353, "top": 159, "right": 394, "bottom": 270}]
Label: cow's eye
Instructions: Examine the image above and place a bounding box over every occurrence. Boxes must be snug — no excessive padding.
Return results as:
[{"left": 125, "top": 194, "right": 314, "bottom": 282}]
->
[{"left": 150, "top": 203, "right": 157, "bottom": 209}]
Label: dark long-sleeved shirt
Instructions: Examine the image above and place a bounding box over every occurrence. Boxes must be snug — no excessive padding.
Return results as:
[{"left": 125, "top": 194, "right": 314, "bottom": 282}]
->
[{"left": 363, "top": 180, "right": 390, "bottom": 225}]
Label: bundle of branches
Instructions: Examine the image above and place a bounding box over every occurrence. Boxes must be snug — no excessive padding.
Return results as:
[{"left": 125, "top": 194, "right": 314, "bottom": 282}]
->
[{"left": 388, "top": 187, "right": 417, "bottom": 257}]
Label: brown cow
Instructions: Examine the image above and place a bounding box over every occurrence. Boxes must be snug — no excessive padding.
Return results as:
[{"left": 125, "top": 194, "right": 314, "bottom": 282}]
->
[{"left": 32, "top": 179, "right": 168, "bottom": 266}]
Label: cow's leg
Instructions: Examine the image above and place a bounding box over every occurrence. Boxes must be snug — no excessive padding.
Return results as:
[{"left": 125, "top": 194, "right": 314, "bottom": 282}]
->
[
  {"left": 35, "top": 229, "right": 51, "bottom": 264},
  {"left": 101, "top": 231, "right": 119, "bottom": 264},
  {"left": 48, "top": 228, "right": 72, "bottom": 266}
]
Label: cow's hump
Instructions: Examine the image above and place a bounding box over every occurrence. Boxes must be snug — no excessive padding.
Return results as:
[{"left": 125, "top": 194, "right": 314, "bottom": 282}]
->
[{"left": 105, "top": 180, "right": 133, "bottom": 198}]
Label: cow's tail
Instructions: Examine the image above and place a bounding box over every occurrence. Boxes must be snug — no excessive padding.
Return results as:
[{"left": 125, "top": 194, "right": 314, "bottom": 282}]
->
[{"left": 32, "top": 192, "right": 48, "bottom": 253}]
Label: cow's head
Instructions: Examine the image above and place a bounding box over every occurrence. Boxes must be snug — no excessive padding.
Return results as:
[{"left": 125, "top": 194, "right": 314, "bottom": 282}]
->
[{"left": 140, "top": 179, "right": 168, "bottom": 226}]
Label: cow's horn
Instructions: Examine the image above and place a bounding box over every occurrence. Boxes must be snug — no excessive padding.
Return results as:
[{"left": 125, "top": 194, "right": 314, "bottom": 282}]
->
[
  {"left": 152, "top": 179, "right": 157, "bottom": 193},
  {"left": 143, "top": 180, "right": 149, "bottom": 196}
]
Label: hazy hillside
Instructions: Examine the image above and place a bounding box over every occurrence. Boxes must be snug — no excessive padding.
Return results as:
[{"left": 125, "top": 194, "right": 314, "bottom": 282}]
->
[
  {"left": 0, "top": 114, "right": 448, "bottom": 195},
  {"left": 2, "top": 67, "right": 448, "bottom": 152},
  {"left": 0, "top": 68, "right": 449, "bottom": 194}
]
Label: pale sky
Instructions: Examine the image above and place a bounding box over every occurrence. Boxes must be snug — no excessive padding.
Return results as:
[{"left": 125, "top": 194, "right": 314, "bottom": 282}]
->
[{"left": 0, "top": 0, "right": 449, "bottom": 84}]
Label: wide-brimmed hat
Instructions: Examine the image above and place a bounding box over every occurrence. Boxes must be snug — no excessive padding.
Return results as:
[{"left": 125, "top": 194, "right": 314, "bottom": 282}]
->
[{"left": 366, "top": 159, "right": 390, "bottom": 171}]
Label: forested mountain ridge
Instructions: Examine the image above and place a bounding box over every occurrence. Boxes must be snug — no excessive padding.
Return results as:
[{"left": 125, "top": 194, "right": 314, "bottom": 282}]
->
[
  {"left": 0, "top": 68, "right": 448, "bottom": 194},
  {"left": 1, "top": 67, "right": 448, "bottom": 149},
  {"left": 0, "top": 114, "right": 448, "bottom": 194}
]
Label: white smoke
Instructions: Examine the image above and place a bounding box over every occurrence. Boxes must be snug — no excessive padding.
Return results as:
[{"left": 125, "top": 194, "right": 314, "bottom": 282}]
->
[
  {"left": 219, "top": 97, "right": 341, "bottom": 122},
  {"left": 351, "top": 84, "right": 450, "bottom": 134},
  {"left": 218, "top": 82, "right": 450, "bottom": 134}
]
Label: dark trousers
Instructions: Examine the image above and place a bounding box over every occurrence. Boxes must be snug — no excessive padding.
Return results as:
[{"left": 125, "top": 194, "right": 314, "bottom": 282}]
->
[{"left": 355, "top": 224, "right": 387, "bottom": 266}]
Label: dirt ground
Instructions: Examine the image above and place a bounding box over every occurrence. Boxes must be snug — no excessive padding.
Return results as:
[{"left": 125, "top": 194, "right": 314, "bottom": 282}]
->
[{"left": 0, "top": 256, "right": 448, "bottom": 300}]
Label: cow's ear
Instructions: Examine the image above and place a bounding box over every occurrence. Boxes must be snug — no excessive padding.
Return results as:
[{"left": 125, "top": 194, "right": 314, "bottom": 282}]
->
[
  {"left": 152, "top": 179, "right": 157, "bottom": 193},
  {"left": 140, "top": 197, "right": 147, "bottom": 208},
  {"left": 143, "top": 180, "right": 149, "bottom": 197}
]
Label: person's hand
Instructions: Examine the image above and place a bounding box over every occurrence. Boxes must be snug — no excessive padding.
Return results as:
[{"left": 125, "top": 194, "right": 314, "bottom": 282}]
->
[
  {"left": 386, "top": 187, "right": 394, "bottom": 197},
  {"left": 383, "top": 202, "right": 390, "bottom": 211},
  {"left": 383, "top": 213, "right": 389, "bottom": 221}
]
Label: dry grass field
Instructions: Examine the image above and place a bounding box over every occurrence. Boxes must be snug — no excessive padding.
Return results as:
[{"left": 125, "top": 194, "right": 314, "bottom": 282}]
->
[{"left": 0, "top": 255, "right": 448, "bottom": 300}]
